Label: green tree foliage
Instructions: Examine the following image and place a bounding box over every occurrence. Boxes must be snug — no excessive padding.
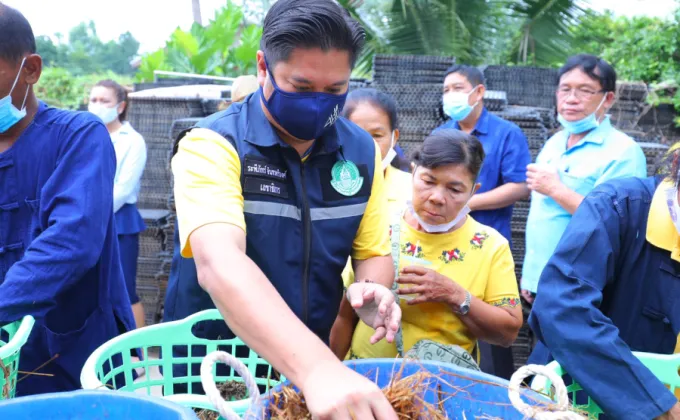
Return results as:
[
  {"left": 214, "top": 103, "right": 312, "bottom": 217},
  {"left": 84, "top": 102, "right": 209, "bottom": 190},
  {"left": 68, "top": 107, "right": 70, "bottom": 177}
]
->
[
  {"left": 571, "top": 8, "right": 680, "bottom": 125},
  {"left": 35, "top": 21, "right": 140, "bottom": 76},
  {"left": 35, "top": 67, "right": 133, "bottom": 110},
  {"left": 135, "top": 1, "right": 262, "bottom": 82},
  {"left": 339, "top": 0, "right": 584, "bottom": 73}
]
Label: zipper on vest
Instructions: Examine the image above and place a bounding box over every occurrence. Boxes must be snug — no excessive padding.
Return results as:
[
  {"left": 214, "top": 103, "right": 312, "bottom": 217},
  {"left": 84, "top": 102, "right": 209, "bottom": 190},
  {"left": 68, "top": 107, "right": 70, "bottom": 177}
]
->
[{"left": 299, "top": 164, "right": 311, "bottom": 325}]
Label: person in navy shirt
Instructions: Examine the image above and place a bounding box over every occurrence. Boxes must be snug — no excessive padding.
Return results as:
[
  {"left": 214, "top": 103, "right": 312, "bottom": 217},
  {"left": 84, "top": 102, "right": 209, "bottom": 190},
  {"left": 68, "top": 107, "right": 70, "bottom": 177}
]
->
[
  {"left": 0, "top": 4, "right": 135, "bottom": 395},
  {"left": 435, "top": 65, "right": 530, "bottom": 380},
  {"left": 528, "top": 147, "right": 680, "bottom": 420}
]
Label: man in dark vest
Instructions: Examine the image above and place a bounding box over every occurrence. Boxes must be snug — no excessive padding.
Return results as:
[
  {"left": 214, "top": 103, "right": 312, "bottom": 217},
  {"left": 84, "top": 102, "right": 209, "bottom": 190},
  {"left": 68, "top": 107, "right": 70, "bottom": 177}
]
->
[{"left": 165, "top": 1, "right": 401, "bottom": 418}]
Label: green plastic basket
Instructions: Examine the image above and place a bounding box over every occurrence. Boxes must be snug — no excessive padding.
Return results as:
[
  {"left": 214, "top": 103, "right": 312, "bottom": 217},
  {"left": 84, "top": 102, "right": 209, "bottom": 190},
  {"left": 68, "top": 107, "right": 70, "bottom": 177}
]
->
[
  {"left": 531, "top": 351, "right": 680, "bottom": 418},
  {"left": 80, "top": 309, "right": 283, "bottom": 416},
  {"left": 0, "top": 316, "right": 35, "bottom": 400}
]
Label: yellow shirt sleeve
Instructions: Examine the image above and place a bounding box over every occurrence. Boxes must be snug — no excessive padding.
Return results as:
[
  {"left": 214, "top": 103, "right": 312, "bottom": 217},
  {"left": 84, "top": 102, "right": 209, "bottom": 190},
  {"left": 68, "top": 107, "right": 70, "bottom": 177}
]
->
[
  {"left": 341, "top": 257, "right": 354, "bottom": 288},
  {"left": 351, "top": 141, "right": 391, "bottom": 260},
  {"left": 171, "top": 128, "right": 245, "bottom": 258},
  {"left": 484, "top": 240, "right": 521, "bottom": 307}
]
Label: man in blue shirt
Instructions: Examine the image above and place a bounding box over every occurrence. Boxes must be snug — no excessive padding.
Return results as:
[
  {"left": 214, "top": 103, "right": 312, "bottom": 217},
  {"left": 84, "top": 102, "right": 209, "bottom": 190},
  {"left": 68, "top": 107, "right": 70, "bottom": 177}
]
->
[
  {"left": 436, "top": 65, "right": 530, "bottom": 245},
  {"left": 528, "top": 146, "right": 680, "bottom": 420},
  {"left": 0, "top": 4, "right": 135, "bottom": 395},
  {"left": 521, "top": 54, "right": 647, "bottom": 304},
  {"left": 435, "top": 65, "right": 531, "bottom": 380}
]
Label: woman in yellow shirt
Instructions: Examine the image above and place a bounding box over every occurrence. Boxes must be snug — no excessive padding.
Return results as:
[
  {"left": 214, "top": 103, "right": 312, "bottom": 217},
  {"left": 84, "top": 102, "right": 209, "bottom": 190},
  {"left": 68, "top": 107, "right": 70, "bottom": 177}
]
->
[
  {"left": 330, "top": 88, "right": 412, "bottom": 357},
  {"left": 341, "top": 88, "right": 412, "bottom": 217},
  {"left": 336, "top": 89, "right": 412, "bottom": 285},
  {"left": 338, "top": 129, "right": 523, "bottom": 361}
]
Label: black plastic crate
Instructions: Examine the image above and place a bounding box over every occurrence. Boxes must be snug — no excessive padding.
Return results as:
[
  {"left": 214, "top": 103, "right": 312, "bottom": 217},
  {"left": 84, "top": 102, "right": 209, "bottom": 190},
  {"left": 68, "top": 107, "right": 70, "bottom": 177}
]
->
[
  {"left": 483, "top": 65, "right": 558, "bottom": 109},
  {"left": 372, "top": 83, "right": 444, "bottom": 111},
  {"left": 128, "top": 97, "right": 204, "bottom": 140},
  {"left": 616, "top": 82, "right": 648, "bottom": 102},
  {"left": 170, "top": 118, "right": 203, "bottom": 145},
  {"left": 484, "top": 90, "right": 508, "bottom": 112}
]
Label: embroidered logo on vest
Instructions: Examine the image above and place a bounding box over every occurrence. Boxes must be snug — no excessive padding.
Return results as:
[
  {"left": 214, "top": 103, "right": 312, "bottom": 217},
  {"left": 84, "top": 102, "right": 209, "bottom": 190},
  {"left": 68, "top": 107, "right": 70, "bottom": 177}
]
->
[{"left": 330, "top": 160, "right": 364, "bottom": 197}]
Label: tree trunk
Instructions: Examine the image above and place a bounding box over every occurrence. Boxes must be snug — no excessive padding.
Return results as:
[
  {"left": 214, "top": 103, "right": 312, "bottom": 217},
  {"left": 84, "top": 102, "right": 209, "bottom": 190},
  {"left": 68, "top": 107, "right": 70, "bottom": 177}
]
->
[{"left": 192, "top": 0, "right": 202, "bottom": 25}]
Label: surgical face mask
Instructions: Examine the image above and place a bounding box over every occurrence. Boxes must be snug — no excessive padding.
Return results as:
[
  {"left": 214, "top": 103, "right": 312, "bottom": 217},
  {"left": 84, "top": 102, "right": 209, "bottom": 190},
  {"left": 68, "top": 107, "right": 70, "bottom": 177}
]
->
[
  {"left": 0, "top": 57, "right": 30, "bottom": 134},
  {"left": 666, "top": 186, "right": 680, "bottom": 234},
  {"left": 261, "top": 59, "right": 348, "bottom": 141},
  {"left": 407, "top": 199, "right": 471, "bottom": 233},
  {"left": 557, "top": 95, "right": 607, "bottom": 135},
  {"left": 443, "top": 86, "right": 479, "bottom": 122},
  {"left": 88, "top": 103, "right": 121, "bottom": 125},
  {"left": 381, "top": 131, "right": 397, "bottom": 170}
]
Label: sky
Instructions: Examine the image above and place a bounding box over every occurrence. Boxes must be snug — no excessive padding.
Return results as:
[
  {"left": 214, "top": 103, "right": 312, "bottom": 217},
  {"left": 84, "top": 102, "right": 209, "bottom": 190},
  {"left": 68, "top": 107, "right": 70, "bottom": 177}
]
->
[{"left": 7, "top": 0, "right": 679, "bottom": 54}]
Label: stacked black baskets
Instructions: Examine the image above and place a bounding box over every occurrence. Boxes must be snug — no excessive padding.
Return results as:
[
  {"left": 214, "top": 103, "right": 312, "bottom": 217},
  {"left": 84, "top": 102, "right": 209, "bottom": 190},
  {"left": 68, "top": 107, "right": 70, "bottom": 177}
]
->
[
  {"left": 127, "top": 94, "right": 208, "bottom": 325},
  {"left": 370, "top": 55, "right": 455, "bottom": 156},
  {"left": 483, "top": 65, "right": 558, "bottom": 110}
]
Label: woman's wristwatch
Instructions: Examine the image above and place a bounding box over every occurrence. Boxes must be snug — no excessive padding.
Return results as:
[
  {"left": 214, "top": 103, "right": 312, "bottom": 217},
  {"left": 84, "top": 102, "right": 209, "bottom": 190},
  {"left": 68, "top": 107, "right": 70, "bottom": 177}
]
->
[{"left": 458, "top": 291, "right": 472, "bottom": 315}]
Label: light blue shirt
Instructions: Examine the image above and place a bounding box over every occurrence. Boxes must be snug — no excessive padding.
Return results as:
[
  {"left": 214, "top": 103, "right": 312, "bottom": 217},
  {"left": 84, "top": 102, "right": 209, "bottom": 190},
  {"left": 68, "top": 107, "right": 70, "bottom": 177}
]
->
[{"left": 521, "top": 117, "right": 647, "bottom": 293}]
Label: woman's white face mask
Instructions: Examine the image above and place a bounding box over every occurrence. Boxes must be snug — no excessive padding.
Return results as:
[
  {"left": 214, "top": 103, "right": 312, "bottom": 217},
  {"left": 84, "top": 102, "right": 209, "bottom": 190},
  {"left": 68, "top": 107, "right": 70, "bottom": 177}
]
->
[
  {"left": 409, "top": 165, "right": 477, "bottom": 233},
  {"left": 407, "top": 199, "right": 471, "bottom": 233},
  {"left": 381, "top": 131, "right": 397, "bottom": 170}
]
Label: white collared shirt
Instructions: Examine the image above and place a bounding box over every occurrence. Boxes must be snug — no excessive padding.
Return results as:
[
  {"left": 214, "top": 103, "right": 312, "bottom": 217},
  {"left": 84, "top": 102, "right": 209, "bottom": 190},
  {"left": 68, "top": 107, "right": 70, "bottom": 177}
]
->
[{"left": 111, "top": 122, "right": 147, "bottom": 213}]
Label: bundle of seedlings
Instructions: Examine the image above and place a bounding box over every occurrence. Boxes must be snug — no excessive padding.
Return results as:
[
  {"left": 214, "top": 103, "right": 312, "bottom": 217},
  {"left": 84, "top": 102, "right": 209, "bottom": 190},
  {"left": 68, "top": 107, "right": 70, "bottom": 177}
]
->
[
  {"left": 195, "top": 380, "right": 249, "bottom": 420},
  {"left": 265, "top": 363, "right": 448, "bottom": 419}
]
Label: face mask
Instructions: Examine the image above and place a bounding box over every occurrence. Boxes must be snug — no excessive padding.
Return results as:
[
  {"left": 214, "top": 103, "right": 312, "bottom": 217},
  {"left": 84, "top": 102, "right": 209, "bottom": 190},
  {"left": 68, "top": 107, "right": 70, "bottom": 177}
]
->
[
  {"left": 0, "top": 57, "right": 30, "bottom": 134},
  {"left": 666, "top": 186, "right": 680, "bottom": 234},
  {"left": 557, "top": 95, "right": 607, "bottom": 135},
  {"left": 261, "top": 59, "right": 348, "bottom": 141},
  {"left": 407, "top": 199, "right": 471, "bottom": 233},
  {"left": 381, "top": 131, "right": 397, "bottom": 170},
  {"left": 88, "top": 103, "right": 120, "bottom": 125},
  {"left": 443, "top": 86, "right": 479, "bottom": 122}
]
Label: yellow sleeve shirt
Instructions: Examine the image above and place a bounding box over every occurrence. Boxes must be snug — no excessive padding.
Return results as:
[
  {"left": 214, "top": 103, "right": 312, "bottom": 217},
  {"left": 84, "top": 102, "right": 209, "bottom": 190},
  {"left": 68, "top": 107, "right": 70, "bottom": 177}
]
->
[
  {"left": 174, "top": 129, "right": 390, "bottom": 263},
  {"left": 171, "top": 128, "right": 245, "bottom": 258},
  {"left": 350, "top": 141, "right": 391, "bottom": 260}
]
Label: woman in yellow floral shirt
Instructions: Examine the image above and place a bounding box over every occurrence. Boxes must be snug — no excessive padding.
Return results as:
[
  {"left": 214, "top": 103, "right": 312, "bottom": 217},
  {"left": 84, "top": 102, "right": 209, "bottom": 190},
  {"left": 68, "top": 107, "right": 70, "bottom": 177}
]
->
[{"left": 340, "top": 129, "right": 523, "bottom": 361}]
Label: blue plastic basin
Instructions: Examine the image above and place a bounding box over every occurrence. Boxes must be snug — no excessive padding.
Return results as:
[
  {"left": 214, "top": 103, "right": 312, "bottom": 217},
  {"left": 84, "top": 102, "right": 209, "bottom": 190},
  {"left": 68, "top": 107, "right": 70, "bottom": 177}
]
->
[
  {"left": 249, "top": 358, "right": 553, "bottom": 419},
  {"left": 0, "top": 390, "right": 199, "bottom": 419}
]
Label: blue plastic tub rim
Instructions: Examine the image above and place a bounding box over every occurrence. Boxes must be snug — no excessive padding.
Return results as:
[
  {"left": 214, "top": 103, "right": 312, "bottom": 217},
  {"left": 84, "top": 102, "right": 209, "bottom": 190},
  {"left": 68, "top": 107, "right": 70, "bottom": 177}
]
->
[
  {"left": 0, "top": 390, "right": 199, "bottom": 420},
  {"left": 245, "top": 358, "right": 554, "bottom": 420}
]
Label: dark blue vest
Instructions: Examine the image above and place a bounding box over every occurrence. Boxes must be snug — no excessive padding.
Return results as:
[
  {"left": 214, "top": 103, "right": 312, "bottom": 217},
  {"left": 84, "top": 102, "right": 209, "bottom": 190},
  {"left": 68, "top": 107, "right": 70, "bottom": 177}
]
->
[{"left": 164, "top": 91, "right": 377, "bottom": 343}]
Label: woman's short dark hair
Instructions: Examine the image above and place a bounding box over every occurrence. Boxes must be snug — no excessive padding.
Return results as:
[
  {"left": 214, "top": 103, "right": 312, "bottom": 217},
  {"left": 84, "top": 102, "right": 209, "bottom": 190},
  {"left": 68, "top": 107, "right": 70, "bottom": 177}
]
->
[
  {"left": 260, "top": 0, "right": 365, "bottom": 69},
  {"left": 342, "top": 88, "right": 399, "bottom": 130},
  {"left": 343, "top": 87, "right": 408, "bottom": 170},
  {"left": 412, "top": 129, "right": 485, "bottom": 181},
  {"left": 559, "top": 54, "right": 617, "bottom": 92},
  {"left": 95, "top": 79, "right": 129, "bottom": 122}
]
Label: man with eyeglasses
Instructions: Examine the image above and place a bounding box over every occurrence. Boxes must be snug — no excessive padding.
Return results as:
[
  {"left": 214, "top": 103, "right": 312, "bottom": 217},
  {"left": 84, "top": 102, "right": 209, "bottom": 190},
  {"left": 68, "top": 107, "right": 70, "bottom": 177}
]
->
[{"left": 520, "top": 54, "right": 647, "bottom": 303}]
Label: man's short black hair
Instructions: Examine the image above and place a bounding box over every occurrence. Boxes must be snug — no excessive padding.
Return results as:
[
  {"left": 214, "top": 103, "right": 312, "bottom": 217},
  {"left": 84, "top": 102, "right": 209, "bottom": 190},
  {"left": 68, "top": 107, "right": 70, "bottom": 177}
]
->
[
  {"left": 0, "top": 3, "right": 36, "bottom": 62},
  {"left": 444, "top": 64, "right": 486, "bottom": 86},
  {"left": 260, "top": 0, "right": 365, "bottom": 69},
  {"left": 559, "top": 54, "right": 617, "bottom": 92}
]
